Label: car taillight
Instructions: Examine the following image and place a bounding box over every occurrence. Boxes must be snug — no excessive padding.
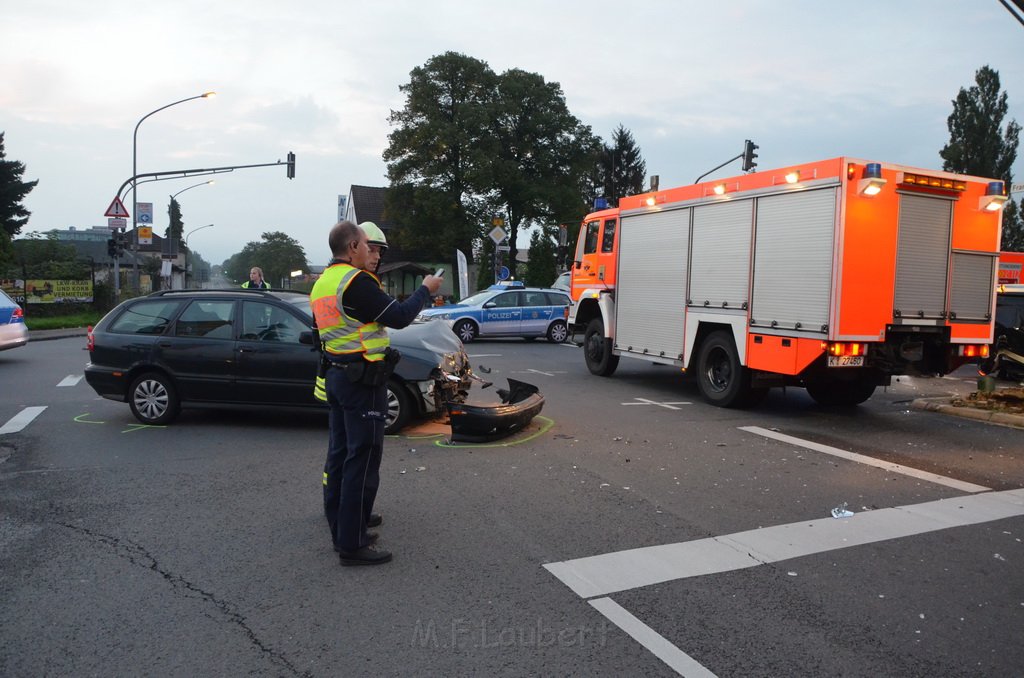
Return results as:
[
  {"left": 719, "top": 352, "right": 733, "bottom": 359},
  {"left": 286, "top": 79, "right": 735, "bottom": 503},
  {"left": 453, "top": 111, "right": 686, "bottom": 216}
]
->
[
  {"left": 12, "top": 306, "right": 23, "bottom": 322},
  {"left": 826, "top": 342, "right": 866, "bottom": 357},
  {"left": 86, "top": 325, "right": 95, "bottom": 352},
  {"left": 957, "top": 344, "right": 989, "bottom": 358}
]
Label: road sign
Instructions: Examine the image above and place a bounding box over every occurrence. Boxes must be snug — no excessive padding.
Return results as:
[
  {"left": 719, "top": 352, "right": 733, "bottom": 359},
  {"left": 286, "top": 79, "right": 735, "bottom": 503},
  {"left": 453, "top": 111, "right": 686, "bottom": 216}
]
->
[
  {"left": 498, "top": 266, "right": 510, "bottom": 281},
  {"left": 138, "top": 226, "right": 153, "bottom": 246},
  {"left": 137, "top": 202, "right": 153, "bottom": 224},
  {"left": 104, "top": 196, "right": 129, "bottom": 218},
  {"left": 488, "top": 225, "right": 507, "bottom": 244},
  {"left": 497, "top": 244, "right": 510, "bottom": 252},
  {"left": 1012, "top": 183, "right": 1024, "bottom": 195},
  {"left": 108, "top": 218, "right": 127, "bottom": 230}
]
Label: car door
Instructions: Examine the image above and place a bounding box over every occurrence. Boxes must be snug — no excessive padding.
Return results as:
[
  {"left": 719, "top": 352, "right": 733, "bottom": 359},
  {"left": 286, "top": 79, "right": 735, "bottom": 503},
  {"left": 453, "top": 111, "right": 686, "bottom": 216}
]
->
[
  {"left": 481, "top": 291, "right": 522, "bottom": 336},
  {"left": 233, "top": 300, "right": 320, "bottom": 404},
  {"left": 520, "top": 291, "right": 553, "bottom": 336},
  {"left": 158, "top": 299, "right": 238, "bottom": 401}
]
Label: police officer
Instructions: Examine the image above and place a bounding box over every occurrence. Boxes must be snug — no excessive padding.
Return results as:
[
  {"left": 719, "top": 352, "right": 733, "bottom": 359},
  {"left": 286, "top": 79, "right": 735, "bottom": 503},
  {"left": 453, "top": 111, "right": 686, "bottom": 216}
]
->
[
  {"left": 242, "top": 266, "right": 270, "bottom": 289},
  {"left": 311, "top": 220, "right": 442, "bottom": 566}
]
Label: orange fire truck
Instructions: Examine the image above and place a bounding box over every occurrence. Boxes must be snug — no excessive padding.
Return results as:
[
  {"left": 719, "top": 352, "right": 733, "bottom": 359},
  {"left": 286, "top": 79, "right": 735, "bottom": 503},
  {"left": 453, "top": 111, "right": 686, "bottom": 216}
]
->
[
  {"left": 567, "top": 157, "right": 1008, "bottom": 407},
  {"left": 998, "top": 251, "right": 1024, "bottom": 284}
]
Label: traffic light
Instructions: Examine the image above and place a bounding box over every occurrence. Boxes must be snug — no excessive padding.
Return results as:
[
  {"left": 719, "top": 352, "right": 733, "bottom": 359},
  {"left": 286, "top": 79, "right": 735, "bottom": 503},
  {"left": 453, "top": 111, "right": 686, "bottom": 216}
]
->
[
  {"left": 115, "top": 231, "right": 126, "bottom": 257},
  {"left": 286, "top": 151, "right": 296, "bottom": 179},
  {"left": 742, "top": 139, "right": 759, "bottom": 172},
  {"left": 107, "top": 238, "right": 117, "bottom": 258}
]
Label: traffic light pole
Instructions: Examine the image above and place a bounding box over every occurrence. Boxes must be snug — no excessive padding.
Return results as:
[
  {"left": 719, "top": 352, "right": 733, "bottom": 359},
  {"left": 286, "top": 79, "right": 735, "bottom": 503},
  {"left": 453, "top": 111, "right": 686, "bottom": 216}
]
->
[{"left": 693, "top": 140, "right": 758, "bottom": 184}]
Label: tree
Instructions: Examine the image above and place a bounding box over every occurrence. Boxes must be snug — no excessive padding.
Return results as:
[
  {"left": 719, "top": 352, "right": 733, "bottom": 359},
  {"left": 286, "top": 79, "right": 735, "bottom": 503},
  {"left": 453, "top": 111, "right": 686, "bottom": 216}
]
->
[
  {"left": 489, "top": 68, "right": 600, "bottom": 278},
  {"left": 384, "top": 52, "right": 498, "bottom": 260},
  {"left": 0, "top": 132, "right": 39, "bottom": 267},
  {"left": 8, "top": 233, "right": 87, "bottom": 279},
  {"left": 222, "top": 231, "right": 307, "bottom": 287},
  {"left": 596, "top": 125, "right": 647, "bottom": 207},
  {"left": 523, "top": 228, "right": 558, "bottom": 288},
  {"left": 940, "top": 65, "right": 1023, "bottom": 251},
  {"left": 166, "top": 198, "right": 184, "bottom": 243}
]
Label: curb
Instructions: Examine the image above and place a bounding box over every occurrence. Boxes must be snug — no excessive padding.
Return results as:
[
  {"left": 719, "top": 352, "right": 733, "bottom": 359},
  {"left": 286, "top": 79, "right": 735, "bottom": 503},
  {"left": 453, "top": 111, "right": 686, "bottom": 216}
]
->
[
  {"left": 27, "top": 327, "right": 89, "bottom": 342},
  {"left": 911, "top": 396, "right": 1024, "bottom": 430}
]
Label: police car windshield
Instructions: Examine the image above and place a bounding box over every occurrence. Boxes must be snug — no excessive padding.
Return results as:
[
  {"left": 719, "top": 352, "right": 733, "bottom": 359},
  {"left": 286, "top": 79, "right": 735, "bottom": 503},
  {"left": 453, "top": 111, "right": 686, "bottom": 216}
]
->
[{"left": 459, "top": 291, "right": 494, "bottom": 306}]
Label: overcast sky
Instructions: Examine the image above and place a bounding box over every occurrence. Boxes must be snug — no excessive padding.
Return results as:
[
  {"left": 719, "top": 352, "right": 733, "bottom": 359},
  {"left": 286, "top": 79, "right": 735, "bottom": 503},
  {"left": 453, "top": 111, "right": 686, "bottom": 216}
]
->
[{"left": 2, "top": 0, "right": 1022, "bottom": 267}]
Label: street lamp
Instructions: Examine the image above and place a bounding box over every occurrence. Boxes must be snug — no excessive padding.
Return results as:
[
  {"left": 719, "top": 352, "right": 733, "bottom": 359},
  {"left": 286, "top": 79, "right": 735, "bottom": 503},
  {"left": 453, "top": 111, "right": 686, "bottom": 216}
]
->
[
  {"left": 131, "top": 91, "right": 216, "bottom": 291},
  {"left": 171, "top": 179, "right": 215, "bottom": 201},
  {"left": 184, "top": 224, "right": 215, "bottom": 289}
]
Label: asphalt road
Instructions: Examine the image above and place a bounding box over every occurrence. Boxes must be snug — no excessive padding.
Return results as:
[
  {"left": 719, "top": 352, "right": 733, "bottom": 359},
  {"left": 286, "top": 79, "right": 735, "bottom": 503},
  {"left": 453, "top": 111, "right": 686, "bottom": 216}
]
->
[{"left": 1, "top": 336, "right": 1022, "bottom": 677}]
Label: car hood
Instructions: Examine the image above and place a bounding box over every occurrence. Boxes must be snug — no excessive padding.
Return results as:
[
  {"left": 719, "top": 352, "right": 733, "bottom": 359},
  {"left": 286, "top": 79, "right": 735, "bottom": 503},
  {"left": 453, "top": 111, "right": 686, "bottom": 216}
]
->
[
  {"left": 390, "top": 321, "right": 467, "bottom": 380},
  {"left": 418, "top": 304, "right": 470, "bottom": 316}
]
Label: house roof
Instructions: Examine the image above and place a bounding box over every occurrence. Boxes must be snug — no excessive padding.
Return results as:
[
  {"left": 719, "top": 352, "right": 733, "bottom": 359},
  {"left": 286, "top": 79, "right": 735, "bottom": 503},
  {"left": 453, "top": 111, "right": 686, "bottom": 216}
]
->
[{"left": 348, "top": 184, "right": 414, "bottom": 261}]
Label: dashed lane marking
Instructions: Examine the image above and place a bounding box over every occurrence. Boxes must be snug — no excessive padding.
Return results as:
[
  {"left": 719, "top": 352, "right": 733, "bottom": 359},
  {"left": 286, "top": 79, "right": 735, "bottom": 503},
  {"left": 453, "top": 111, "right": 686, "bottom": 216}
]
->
[
  {"left": 57, "top": 375, "right": 83, "bottom": 387},
  {"left": 0, "top": 406, "right": 47, "bottom": 435},
  {"left": 739, "top": 426, "right": 989, "bottom": 493},
  {"left": 622, "top": 397, "right": 692, "bottom": 410}
]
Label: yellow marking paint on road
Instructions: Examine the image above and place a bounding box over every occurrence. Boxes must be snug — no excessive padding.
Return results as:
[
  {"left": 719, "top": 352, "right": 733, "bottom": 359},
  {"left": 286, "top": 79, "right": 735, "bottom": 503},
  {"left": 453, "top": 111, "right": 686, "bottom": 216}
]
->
[{"left": 434, "top": 415, "right": 554, "bottom": 448}]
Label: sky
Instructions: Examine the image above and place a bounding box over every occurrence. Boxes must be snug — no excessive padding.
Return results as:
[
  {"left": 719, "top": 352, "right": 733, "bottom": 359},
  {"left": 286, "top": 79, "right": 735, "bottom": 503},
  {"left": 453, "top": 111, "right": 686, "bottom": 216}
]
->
[{"left": 2, "top": 0, "right": 1023, "bottom": 266}]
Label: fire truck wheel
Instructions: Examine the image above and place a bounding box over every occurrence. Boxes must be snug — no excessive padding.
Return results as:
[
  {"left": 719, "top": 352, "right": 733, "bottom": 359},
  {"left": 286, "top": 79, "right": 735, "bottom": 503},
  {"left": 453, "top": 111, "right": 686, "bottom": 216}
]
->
[
  {"left": 547, "top": 320, "right": 568, "bottom": 343},
  {"left": 697, "top": 331, "right": 754, "bottom": 408},
  {"left": 584, "top": 318, "right": 619, "bottom": 376},
  {"left": 453, "top": 319, "right": 478, "bottom": 343},
  {"left": 805, "top": 378, "right": 876, "bottom": 406}
]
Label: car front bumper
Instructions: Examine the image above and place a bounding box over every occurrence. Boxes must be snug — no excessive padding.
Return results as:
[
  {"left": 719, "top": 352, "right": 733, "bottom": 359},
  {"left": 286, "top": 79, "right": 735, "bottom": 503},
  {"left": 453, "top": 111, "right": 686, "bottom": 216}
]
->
[{"left": 446, "top": 379, "right": 545, "bottom": 443}]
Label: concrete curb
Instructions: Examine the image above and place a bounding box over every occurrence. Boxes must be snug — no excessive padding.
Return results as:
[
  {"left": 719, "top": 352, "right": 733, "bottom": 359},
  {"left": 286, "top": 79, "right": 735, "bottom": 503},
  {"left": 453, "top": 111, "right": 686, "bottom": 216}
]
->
[
  {"left": 27, "top": 327, "right": 89, "bottom": 342},
  {"left": 911, "top": 396, "right": 1024, "bottom": 430}
]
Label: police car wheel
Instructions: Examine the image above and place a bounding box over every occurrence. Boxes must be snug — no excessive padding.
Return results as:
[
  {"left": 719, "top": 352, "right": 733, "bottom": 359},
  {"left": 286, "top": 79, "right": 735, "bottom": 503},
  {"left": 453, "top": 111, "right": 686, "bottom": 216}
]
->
[
  {"left": 385, "top": 378, "right": 412, "bottom": 434},
  {"left": 128, "top": 372, "right": 180, "bottom": 425},
  {"left": 547, "top": 320, "right": 568, "bottom": 343},
  {"left": 453, "top": 319, "right": 477, "bottom": 343}
]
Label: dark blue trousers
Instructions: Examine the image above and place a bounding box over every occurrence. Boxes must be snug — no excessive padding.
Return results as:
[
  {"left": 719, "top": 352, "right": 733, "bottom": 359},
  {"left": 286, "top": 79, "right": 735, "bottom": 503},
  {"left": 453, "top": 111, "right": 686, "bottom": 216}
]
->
[{"left": 323, "top": 366, "right": 387, "bottom": 552}]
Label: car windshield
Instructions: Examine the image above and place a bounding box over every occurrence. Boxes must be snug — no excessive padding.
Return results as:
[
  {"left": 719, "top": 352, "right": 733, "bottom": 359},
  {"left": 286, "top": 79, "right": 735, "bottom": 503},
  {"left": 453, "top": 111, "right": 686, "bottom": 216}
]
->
[
  {"left": 456, "top": 291, "right": 494, "bottom": 307},
  {"left": 282, "top": 294, "right": 314, "bottom": 321}
]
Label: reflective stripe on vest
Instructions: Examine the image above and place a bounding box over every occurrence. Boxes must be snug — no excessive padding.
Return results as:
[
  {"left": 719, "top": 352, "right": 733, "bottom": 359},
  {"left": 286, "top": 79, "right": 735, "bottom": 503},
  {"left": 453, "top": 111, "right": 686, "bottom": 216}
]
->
[{"left": 309, "top": 264, "right": 388, "bottom": 361}]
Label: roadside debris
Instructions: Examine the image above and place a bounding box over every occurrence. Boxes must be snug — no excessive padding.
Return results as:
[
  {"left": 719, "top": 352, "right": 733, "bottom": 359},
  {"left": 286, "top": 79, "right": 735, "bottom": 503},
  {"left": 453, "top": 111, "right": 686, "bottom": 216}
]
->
[{"left": 831, "top": 502, "right": 855, "bottom": 519}]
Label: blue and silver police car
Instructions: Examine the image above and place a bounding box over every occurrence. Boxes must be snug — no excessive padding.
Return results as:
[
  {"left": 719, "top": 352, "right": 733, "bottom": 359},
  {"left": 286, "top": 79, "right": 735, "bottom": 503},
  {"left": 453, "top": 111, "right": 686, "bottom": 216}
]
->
[
  {"left": 0, "top": 288, "right": 28, "bottom": 351},
  {"left": 416, "top": 283, "right": 571, "bottom": 343}
]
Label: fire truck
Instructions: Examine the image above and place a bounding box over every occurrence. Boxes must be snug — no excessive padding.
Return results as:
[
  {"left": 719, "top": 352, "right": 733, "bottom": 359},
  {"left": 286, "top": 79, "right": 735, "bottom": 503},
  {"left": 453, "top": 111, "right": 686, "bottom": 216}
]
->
[
  {"left": 567, "top": 157, "right": 1008, "bottom": 407},
  {"left": 998, "top": 251, "right": 1024, "bottom": 284}
]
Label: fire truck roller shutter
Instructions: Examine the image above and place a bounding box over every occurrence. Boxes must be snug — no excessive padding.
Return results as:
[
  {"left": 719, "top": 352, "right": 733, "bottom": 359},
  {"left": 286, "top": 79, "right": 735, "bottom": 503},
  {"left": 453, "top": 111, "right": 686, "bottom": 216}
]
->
[
  {"left": 949, "top": 251, "right": 998, "bottom": 322},
  {"left": 893, "top": 195, "right": 952, "bottom": 321},
  {"left": 750, "top": 189, "right": 837, "bottom": 333},
  {"left": 614, "top": 208, "right": 690, "bottom": 361},
  {"left": 690, "top": 200, "right": 753, "bottom": 310}
]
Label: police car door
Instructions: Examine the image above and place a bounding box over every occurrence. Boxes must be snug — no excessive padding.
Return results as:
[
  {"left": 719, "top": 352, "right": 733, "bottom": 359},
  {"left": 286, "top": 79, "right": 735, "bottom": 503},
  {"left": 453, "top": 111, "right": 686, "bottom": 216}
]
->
[
  {"left": 481, "top": 291, "right": 522, "bottom": 336},
  {"left": 520, "top": 290, "right": 552, "bottom": 336}
]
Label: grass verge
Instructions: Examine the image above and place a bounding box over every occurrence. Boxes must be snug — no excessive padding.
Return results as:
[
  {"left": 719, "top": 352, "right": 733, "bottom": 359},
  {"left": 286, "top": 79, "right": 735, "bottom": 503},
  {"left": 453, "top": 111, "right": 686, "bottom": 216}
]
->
[{"left": 26, "top": 311, "right": 104, "bottom": 331}]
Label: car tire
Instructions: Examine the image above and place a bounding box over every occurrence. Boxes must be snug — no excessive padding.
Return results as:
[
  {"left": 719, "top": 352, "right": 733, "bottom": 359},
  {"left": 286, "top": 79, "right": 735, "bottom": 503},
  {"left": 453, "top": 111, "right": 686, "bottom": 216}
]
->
[
  {"left": 453, "top": 319, "right": 478, "bottom": 343},
  {"left": 385, "top": 378, "right": 413, "bottom": 435},
  {"left": 696, "top": 331, "right": 759, "bottom": 408},
  {"left": 584, "top": 318, "right": 619, "bottom": 376},
  {"left": 128, "top": 372, "right": 180, "bottom": 425},
  {"left": 547, "top": 319, "right": 568, "bottom": 343}
]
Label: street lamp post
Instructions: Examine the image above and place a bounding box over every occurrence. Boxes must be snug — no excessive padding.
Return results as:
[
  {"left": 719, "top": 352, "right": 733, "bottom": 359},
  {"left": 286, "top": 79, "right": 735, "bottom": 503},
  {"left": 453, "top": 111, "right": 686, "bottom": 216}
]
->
[
  {"left": 184, "top": 224, "right": 215, "bottom": 289},
  {"left": 171, "top": 179, "right": 214, "bottom": 202},
  {"left": 131, "top": 91, "right": 215, "bottom": 291}
]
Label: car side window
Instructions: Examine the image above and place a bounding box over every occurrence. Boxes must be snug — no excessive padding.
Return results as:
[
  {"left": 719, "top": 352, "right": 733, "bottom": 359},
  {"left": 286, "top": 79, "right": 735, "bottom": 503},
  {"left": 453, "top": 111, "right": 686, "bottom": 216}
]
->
[
  {"left": 241, "top": 301, "right": 306, "bottom": 343},
  {"left": 491, "top": 292, "right": 521, "bottom": 308},
  {"left": 174, "top": 300, "right": 235, "bottom": 339},
  {"left": 523, "top": 292, "right": 548, "bottom": 307},
  {"left": 545, "top": 292, "right": 570, "bottom": 306},
  {"left": 108, "top": 300, "right": 183, "bottom": 335},
  {"left": 583, "top": 220, "right": 600, "bottom": 254}
]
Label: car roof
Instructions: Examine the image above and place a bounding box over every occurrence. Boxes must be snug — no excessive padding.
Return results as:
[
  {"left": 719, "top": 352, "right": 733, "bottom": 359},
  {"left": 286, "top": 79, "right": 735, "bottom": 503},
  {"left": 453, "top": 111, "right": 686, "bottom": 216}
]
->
[{"left": 140, "top": 288, "right": 308, "bottom": 301}]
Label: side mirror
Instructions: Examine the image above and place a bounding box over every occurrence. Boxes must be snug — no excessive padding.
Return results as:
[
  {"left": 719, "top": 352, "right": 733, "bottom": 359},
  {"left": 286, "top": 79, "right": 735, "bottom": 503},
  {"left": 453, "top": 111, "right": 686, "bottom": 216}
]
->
[
  {"left": 483, "top": 302, "right": 496, "bottom": 309},
  {"left": 299, "top": 330, "right": 315, "bottom": 345},
  {"left": 574, "top": 260, "right": 581, "bottom": 269}
]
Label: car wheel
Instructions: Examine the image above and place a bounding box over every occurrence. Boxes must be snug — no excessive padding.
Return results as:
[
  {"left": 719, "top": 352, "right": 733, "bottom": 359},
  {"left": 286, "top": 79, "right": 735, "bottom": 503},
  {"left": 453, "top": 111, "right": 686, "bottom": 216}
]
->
[
  {"left": 384, "top": 378, "right": 413, "bottom": 434},
  {"left": 453, "top": 319, "right": 477, "bottom": 343},
  {"left": 547, "top": 319, "right": 568, "bottom": 343},
  {"left": 128, "top": 372, "right": 180, "bottom": 425},
  {"left": 584, "top": 318, "right": 619, "bottom": 376}
]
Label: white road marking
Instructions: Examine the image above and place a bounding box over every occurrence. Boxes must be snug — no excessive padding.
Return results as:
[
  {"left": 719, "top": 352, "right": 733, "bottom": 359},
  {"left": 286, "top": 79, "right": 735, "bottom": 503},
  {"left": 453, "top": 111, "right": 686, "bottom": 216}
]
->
[
  {"left": 739, "top": 426, "right": 989, "bottom": 493},
  {"left": 589, "top": 598, "right": 717, "bottom": 678},
  {"left": 622, "top": 397, "right": 692, "bottom": 410},
  {"left": 468, "top": 353, "right": 503, "bottom": 358},
  {"left": 544, "top": 488, "right": 1024, "bottom": 598},
  {"left": 57, "top": 375, "right": 83, "bottom": 387},
  {"left": 0, "top": 406, "right": 48, "bottom": 435}
]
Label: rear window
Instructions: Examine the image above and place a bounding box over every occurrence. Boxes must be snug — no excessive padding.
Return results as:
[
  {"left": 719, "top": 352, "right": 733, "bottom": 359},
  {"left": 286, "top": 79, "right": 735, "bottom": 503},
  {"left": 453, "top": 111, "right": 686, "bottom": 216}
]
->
[
  {"left": 109, "top": 300, "right": 183, "bottom": 335},
  {"left": 546, "top": 292, "right": 570, "bottom": 306}
]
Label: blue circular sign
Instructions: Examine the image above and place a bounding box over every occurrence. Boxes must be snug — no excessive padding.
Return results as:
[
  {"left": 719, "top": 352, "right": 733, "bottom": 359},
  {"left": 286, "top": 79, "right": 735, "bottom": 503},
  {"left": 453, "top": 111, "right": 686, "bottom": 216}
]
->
[{"left": 498, "top": 266, "right": 510, "bottom": 281}]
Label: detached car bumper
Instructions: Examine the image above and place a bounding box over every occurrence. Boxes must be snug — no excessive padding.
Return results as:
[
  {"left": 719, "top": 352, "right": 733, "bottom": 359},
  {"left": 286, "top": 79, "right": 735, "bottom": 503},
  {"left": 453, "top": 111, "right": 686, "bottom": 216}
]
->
[{"left": 446, "top": 379, "right": 545, "bottom": 443}]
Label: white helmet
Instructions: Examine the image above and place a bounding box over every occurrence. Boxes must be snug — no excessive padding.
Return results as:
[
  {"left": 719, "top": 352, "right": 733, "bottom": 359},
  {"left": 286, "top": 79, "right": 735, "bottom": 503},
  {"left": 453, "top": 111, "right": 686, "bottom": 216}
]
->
[{"left": 358, "top": 222, "right": 388, "bottom": 252}]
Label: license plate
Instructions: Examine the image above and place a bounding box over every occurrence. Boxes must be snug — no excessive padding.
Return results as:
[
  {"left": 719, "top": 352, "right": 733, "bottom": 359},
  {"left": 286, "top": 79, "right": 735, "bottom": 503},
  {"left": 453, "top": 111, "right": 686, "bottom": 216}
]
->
[{"left": 828, "top": 355, "right": 864, "bottom": 367}]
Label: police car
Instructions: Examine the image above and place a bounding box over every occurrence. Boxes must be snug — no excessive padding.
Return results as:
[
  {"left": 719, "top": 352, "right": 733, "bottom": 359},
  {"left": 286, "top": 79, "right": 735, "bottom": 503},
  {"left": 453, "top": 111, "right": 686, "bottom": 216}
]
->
[
  {"left": 0, "top": 288, "right": 28, "bottom": 351},
  {"left": 415, "top": 282, "right": 571, "bottom": 343}
]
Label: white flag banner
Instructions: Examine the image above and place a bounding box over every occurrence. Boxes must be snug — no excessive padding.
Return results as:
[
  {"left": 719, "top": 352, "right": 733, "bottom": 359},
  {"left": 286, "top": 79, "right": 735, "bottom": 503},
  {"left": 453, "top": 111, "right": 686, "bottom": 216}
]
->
[{"left": 456, "top": 249, "right": 469, "bottom": 300}]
